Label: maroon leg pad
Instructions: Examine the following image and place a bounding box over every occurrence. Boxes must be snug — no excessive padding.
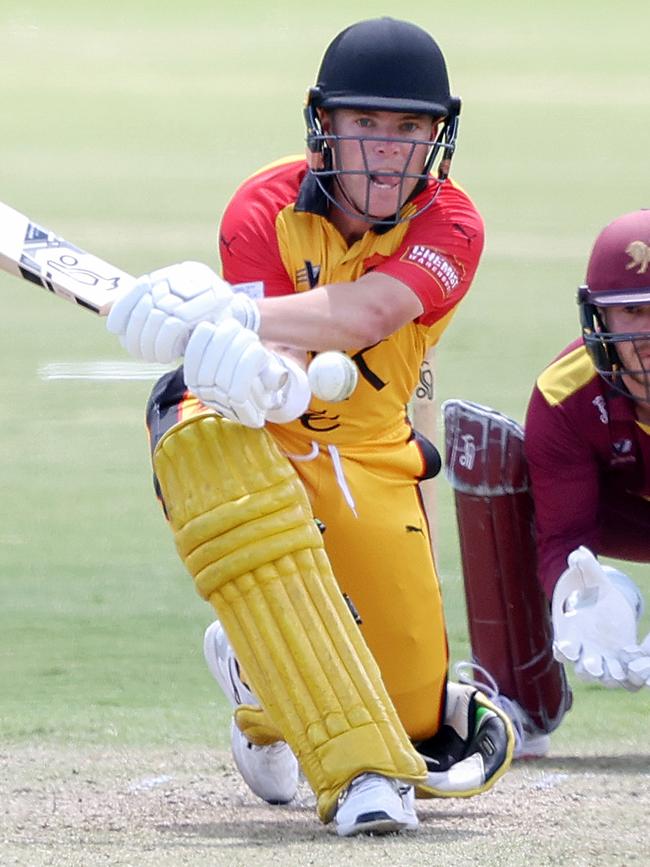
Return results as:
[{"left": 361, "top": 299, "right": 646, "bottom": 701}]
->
[{"left": 443, "top": 400, "right": 572, "bottom": 734}]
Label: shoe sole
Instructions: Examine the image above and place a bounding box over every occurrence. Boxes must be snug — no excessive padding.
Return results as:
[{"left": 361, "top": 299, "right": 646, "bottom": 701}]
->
[{"left": 336, "top": 811, "right": 418, "bottom": 837}]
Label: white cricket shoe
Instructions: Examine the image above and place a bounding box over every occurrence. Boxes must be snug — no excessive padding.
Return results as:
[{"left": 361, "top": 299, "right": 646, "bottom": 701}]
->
[
  {"left": 334, "top": 774, "right": 418, "bottom": 837},
  {"left": 203, "top": 620, "right": 299, "bottom": 804}
]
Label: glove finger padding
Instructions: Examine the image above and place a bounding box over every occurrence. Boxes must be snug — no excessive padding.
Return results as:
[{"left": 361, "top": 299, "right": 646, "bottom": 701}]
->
[
  {"left": 107, "top": 261, "right": 237, "bottom": 363},
  {"left": 573, "top": 644, "right": 604, "bottom": 682},
  {"left": 183, "top": 320, "right": 213, "bottom": 387},
  {"left": 259, "top": 354, "right": 290, "bottom": 392},
  {"left": 184, "top": 321, "right": 279, "bottom": 428},
  {"left": 124, "top": 292, "right": 156, "bottom": 359},
  {"left": 139, "top": 307, "right": 183, "bottom": 363},
  {"left": 627, "top": 656, "right": 650, "bottom": 688},
  {"left": 602, "top": 656, "right": 627, "bottom": 686},
  {"left": 552, "top": 637, "right": 581, "bottom": 665},
  {"left": 621, "top": 632, "right": 650, "bottom": 688},
  {"left": 154, "top": 316, "right": 193, "bottom": 364},
  {"left": 106, "top": 279, "right": 150, "bottom": 334}
]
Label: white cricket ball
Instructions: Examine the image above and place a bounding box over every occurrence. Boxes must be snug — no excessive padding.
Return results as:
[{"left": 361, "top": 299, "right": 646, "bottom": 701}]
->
[{"left": 307, "top": 351, "right": 359, "bottom": 402}]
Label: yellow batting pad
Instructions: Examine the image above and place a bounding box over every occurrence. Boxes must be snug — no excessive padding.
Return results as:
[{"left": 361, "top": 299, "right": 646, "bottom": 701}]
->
[
  {"left": 234, "top": 704, "right": 284, "bottom": 746},
  {"left": 153, "top": 414, "right": 426, "bottom": 822}
]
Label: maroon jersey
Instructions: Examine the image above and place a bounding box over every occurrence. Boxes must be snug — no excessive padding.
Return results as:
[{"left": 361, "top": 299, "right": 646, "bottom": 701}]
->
[{"left": 525, "top": 338, "right": 650, "bottom": 597}]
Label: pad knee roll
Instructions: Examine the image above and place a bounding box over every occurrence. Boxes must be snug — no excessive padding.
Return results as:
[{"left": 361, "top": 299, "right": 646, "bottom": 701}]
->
[{"left": 153, "top": 413, "right": 426, "bottom": 821}]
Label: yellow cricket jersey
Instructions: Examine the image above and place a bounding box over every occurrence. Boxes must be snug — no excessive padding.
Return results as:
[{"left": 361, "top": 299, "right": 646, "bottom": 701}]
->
[{"left": 218, "top": 156, "right": 484, "bottom": 449}]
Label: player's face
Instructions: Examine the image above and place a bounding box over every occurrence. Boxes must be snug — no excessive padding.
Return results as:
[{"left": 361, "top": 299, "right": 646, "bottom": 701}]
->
[
  {"left": 603, "top": 303, "right": 650, "bottom": 398},
  {"left": 322, "top": 109, "right": 439, "bottom": 223}
]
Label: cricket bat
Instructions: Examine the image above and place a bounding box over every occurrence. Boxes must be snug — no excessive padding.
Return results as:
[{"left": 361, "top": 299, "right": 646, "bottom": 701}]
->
[
  {"left": 0, "top": 199, "right": 285, "bottom": 389},
  {"left": 0, "top": 201, "right": 132, "bottom": 315}
]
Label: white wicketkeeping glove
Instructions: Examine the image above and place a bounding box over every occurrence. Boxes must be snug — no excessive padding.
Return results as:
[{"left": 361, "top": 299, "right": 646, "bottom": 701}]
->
[
  {"left": 622, "top": 631, "right": 650, "bottom": 689},
  {"left": 183, "top": 319, "right": 288, "bottom": 429},
  {"left": 552, "top": 546, "right": 644, "bottom": 689},
  {"left": 106, "top": 261, "right": 260, "bottom": 363}
]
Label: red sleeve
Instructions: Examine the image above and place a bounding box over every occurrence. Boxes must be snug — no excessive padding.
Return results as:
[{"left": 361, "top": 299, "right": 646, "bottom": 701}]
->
[
  {"left": 218, "top": 162, "right": 302, "bottom": 296},
  {"left": 524, "top": 386, "right": 601, "bottom": 597},
  {"left": 373, "top": 182, "right": 484, "bottom": 325}
]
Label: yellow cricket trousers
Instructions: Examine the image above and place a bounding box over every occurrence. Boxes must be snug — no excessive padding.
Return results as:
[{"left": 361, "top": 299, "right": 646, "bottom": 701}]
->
[{"left": 270, "top": 425, "right": 448, "bottom": 741}]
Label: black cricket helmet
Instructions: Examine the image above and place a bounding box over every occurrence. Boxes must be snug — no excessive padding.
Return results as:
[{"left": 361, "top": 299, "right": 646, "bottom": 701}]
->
[
  {"left": 304, "top": 17, "right": 461, "bottom": 227},
  {"left": 578, "top": 209, "right": 650, "bottom": 402}
]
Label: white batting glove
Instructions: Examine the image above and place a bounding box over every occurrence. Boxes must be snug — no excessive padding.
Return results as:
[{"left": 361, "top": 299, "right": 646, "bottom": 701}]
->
[
  {"left": 552, "top": 546, "right": 644, "bottom": 690},
  {"left": 622, "top": 632, "right": 650, "bottom": 689},
  {"left": 106, "top": 261, "right": 260, "bottom": 363},
  {"left": 183, "top": 319, "right": 287, "bottom": 429}
]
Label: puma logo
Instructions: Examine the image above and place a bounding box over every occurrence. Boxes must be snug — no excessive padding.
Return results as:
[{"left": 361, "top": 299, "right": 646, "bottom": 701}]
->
[
  {"left": 625, "top": 240, "right": 650, "bottom": 274},
  {"left": 220, "top": 233, "right": 237, "bottom": 254}
]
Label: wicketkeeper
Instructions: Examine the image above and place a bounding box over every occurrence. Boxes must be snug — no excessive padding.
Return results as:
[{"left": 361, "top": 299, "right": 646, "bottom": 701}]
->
[
  {"left": 444, "top": 209, "right": 650, "bottom": 759},
  {"left": 107, "top": 17, "right": 514, "bottom": 835}
]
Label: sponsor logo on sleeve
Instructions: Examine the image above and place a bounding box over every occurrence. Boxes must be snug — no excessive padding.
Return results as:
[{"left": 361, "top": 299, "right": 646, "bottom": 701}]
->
[{"left": 400, "top": 245, "right": 463, "bottom": 296}]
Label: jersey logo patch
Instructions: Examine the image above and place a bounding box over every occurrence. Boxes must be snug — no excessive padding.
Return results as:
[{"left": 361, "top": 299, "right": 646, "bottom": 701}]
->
[
  {"left": 400, "top": 245, "right": 463, "bottom": 296},
  {"left": 626, "top": 240, "right": 650, "bottom": 274},
  {"left": 296, "top": 260, "right": 321, "bottom": 288},
  {"left": 613, "top": 438, "right": 633, "bottom": 455},
  {"left": 592, "top": 395, "right": 609, "bottom": 424}
]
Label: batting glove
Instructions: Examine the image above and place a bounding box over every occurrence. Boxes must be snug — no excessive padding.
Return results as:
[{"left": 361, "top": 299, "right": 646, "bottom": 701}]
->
[
  {"left": 183, "top": 319, "right": 287, "bottom": 429},
  {"left": 106, "top": 261, "right": 260, "bottom": 363}
]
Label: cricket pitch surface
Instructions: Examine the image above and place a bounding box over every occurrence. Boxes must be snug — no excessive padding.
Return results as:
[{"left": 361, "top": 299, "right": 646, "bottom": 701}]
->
[{"left": 2, "top": 745, "right": 647, "bottom": 866}]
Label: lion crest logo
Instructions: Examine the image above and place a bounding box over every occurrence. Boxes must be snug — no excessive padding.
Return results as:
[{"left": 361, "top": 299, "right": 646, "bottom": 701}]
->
[{"left": 625, "top": 240, "right": 650, "bottom": 274}]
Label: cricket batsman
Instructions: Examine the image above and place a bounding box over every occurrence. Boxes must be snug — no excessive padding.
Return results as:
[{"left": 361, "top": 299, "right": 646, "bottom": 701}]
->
[
  {"left": 107, "top": 17, "right": 514, "bottom": 835},
  {"left": 444, "top": 210, "right": 650, "bottom": 758}
]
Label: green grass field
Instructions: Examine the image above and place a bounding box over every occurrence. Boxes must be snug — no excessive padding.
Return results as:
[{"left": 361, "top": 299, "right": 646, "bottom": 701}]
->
[{"left": 2, "top": 0, "right": 649, "bottom": 777}]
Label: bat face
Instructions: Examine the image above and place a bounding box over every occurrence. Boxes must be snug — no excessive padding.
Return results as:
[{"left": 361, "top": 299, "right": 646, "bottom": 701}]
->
[{"left": 0, "top": 201, "right": 133, "bottom": 315}]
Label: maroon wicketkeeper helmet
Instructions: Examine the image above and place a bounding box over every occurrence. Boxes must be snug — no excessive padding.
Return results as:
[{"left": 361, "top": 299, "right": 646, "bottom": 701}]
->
[{"left": 578, "top": 209, "right": 650, "bottom": 402}]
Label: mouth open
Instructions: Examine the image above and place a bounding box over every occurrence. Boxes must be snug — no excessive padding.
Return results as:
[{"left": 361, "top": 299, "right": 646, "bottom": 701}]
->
[{"left": 369, "top": 172, "right": 400, "bottom": 189}]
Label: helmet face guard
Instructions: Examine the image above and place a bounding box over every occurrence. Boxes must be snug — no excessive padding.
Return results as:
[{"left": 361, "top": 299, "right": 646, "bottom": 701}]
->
[
  {"left": 305, "top": 17, "right": 461, "bottom": 227},
  {"left": 304, "top": 97, "right": 459, "bottom": 227},
  {"left": 579, "top": 288, "right": 650, "bottom": 403}
]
